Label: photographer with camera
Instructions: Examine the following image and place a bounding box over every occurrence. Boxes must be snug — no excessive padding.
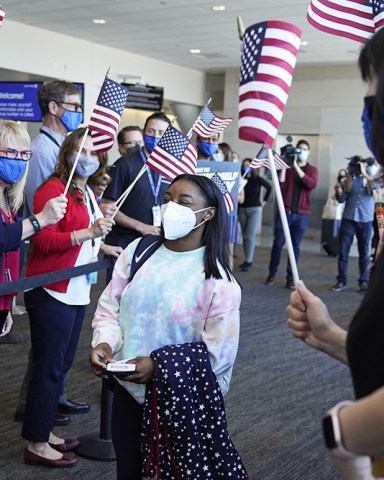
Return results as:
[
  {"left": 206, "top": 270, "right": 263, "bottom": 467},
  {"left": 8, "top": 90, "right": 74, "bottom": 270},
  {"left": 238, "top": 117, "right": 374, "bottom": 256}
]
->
[
  {"left": 266, "top": 139, "right": 319, "bottom": 289},
  {"left": 330, "top": 155, "right": 379, "bottom": 293}
]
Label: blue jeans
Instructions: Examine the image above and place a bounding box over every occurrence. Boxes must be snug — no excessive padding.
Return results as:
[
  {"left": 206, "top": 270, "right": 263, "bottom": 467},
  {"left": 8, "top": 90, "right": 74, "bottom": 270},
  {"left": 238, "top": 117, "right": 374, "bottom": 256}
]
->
[
  {"left": 268, "top": 213, "right": 309, "bottom": 282},
  {"left": 238, "top": 206, "right": 261, "bottom": 263},
  {"left": 337, "top": 218, "right": 372, "bottom": 284}
]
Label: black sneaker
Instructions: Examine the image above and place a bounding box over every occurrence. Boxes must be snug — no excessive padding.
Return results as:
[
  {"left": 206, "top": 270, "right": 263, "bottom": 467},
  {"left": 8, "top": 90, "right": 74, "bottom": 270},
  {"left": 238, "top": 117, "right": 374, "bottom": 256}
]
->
[
  {"left": 359, "top": 282, "right": 368, "bottom": 293},
  {"left": 265, "top": 275, "right": 274, "bottom": 285},
  {"left": 240, "top": 262, "right": 252, "bottom": 272},
  {"left": 285, "top": 280, "right": 295, "bottom": 290},
  {"left": 331, "top": 281, "right": 346, "bottom": 292}
]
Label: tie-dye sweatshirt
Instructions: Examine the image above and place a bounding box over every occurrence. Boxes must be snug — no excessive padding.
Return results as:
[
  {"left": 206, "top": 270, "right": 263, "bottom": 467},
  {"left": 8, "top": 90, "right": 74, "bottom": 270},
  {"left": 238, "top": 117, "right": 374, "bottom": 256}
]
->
[{"left": 91, "top": 239, "right": 241, "bottom": 404}]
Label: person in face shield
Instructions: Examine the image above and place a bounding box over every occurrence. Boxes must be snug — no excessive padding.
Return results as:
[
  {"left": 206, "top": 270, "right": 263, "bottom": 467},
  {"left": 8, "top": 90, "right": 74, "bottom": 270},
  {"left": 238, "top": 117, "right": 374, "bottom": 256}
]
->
[
  {"left": 89, "top": 174, "right": 248, "bottom": 480},
  {"left": 287, "top": 27, "right": 384, "bottom": 480}
]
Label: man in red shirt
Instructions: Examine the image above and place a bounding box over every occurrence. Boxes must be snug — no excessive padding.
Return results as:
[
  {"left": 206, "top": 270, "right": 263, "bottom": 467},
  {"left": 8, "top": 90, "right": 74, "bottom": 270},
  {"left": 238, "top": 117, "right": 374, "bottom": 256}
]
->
[{"left": 265, "top": 139, "right": 319, "bottom": 289}]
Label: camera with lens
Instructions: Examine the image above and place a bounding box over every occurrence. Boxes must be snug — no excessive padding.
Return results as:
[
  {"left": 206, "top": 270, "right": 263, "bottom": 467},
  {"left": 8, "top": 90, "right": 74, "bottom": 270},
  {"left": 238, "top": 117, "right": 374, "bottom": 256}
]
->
[
  {"left": 280, "top": 136, "right": 302, "bottom": 164},
  {"left": 347, "top": 155, "right": 375, "bottom": 177}
]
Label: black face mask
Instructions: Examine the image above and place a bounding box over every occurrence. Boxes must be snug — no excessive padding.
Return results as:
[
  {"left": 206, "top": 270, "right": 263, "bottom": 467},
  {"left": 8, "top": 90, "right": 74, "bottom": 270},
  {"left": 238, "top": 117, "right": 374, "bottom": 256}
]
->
[{"left": 126, "top": 145, "right": 141, "bottom": 155}]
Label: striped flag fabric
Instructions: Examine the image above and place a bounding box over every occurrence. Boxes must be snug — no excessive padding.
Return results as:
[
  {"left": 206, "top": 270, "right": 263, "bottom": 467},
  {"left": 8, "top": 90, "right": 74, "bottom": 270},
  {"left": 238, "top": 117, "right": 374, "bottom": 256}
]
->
[
  {"left": 191, "top": 105, "right": 232, "bottom": 138},
  {"left": 307, "top": 0, "right": 377, "bottom": 43},
  {"left": 0, "top": 4, "right": 5, "bottom": 27},
  {"left": 250, "top": 146, "right": 290, "bottom": 171},
  {"left": 89, "top": 77, "right": 128, "bottom": 153},
  {"left": 146, "top": 125, "right": 197, "bottom": 181},
  {"left": 211, "top": 172, "right": 235, "bottom": 213},
  {"left": 238, "top": 21, "right": 302, "bottom": 147}
]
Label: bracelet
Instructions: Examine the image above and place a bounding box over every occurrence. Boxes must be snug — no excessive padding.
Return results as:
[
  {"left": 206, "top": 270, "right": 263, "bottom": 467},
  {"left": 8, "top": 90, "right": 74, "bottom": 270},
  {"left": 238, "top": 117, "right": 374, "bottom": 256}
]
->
[
  {"left": 73, "top": 230, "right": 81, "bottom": 246},
  {"left": 28, "top": 215, "right": 41, "bottom": 233}
]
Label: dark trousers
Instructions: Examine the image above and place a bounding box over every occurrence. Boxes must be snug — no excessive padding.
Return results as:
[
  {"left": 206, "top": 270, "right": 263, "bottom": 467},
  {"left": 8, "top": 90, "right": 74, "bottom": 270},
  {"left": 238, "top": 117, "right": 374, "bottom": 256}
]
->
[
  {"left": 112, "top": 382, "right": 143, "bottom": 480},
  {"left": 22, "top": 287, "right": 85, "bottom": 442},
  {"left": 268, "top": 213, "right": 309, "bottom": 281},
  {"left": 0, "top": 309, "right": 9, "bottom": 333},
  {"left": 337, "top": 218, "right": 372, "bottom": 284}
]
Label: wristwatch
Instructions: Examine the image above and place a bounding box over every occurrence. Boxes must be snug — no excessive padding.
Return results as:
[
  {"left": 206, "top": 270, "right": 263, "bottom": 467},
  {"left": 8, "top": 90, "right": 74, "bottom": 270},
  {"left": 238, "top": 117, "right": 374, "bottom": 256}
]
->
[{"left": 322, "top": 400, "right": 357, "bottom": 459}]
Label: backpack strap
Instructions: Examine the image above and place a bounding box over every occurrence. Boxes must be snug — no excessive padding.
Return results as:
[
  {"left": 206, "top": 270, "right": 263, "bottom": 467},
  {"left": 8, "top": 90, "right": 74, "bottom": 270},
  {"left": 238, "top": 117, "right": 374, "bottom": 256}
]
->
[{"left": 128, "top": 234, "right": 163, "bottom": 283}]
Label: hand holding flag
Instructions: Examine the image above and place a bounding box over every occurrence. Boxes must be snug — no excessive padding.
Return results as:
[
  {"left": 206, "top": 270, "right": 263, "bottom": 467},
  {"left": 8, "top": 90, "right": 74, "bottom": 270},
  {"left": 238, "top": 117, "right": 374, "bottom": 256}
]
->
[{"left": 238, "top": 21, "right": 302, "bottom": 147}]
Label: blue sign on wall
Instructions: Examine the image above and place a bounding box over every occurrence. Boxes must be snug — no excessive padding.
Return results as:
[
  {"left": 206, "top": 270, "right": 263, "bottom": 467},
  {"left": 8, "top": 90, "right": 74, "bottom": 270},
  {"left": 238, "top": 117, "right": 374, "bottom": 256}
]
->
[
  {"left": 0, "top": 82, "right": 44, "bottom": 122},
  {"left": 0, "top": 82, "right": 85, "bottom": 123}
]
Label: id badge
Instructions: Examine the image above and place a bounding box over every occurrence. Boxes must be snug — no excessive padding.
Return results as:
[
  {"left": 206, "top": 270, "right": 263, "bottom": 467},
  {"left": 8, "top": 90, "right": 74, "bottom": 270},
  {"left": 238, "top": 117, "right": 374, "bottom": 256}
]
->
[
  {"left": 152, "top": 205, "right": 161, "bottom": 227},
  {"left": 86, "top": 257, "right": 98, "bottom": 285}
]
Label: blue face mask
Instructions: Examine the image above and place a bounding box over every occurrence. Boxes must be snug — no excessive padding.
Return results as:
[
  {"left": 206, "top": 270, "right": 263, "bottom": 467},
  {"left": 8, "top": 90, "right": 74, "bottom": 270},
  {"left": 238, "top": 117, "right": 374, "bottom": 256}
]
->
[
  {"left": 212, "top": 152, "right": 224, "bottom": 162},
  {"left": 60, "top": 110, "right": 82, "bottom": 132},
  {"left": 362, "top": 96, "right": 375, "bottom": 155},
  {"left": 241, "top": 165, "right": 251, "bottom": 175},
  {"left": 198, "top": 141, "right": 218, "bottom": 157},
  {"left": 0, "top": 157, "right": 28, "bottom": 185},
  {"left": 143, "top": 135, "right": 160, "bottom": 154},
  {"left": 70, "top": 155, "right": 99, "bottom": 178}
]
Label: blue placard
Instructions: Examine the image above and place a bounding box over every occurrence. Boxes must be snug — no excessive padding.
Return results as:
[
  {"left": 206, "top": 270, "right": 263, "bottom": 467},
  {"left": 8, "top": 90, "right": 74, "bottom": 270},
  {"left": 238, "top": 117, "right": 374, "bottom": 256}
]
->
[
  {"left": 196, "top": 160, "right": 241, "bottom": 215},
  {"left": 0, "top": 82, "right": 43, "bottom": 122}
]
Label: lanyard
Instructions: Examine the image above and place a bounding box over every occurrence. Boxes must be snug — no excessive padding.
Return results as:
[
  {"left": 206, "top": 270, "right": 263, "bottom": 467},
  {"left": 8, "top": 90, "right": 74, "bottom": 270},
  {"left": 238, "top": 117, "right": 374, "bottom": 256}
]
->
[
  {"left": 85, "top": 188, "right": 97, "bottom": 254},
  {"left": 1, "top": 192, "right": 14, "bottom": 282},
  {"left": 39, "top": 128, "right": 62, "bottom": 148},
  {"left": 140, "top": 149, "right": 162, "bottom": 204}
]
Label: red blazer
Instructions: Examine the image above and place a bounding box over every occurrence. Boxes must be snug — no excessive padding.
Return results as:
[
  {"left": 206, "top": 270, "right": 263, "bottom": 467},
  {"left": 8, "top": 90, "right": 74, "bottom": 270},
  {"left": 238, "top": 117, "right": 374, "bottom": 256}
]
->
[
  {"left": 26, "top": 178, "right": 93, "bottom": 293},
  {"left": 280, "top": 163, "right": 318, "bottom": 215}
]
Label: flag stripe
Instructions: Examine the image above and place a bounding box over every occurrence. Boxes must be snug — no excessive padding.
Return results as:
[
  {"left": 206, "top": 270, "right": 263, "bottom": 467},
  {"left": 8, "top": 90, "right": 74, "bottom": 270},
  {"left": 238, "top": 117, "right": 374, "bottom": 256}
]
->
[
  {"left": 238, "top": 100, "right": 283, "bottom": 123},
  {"left": 239, "top": 89, "right": 286, "bottom": 113},
  {"left": 239, "top": 108, "right": 281, "bottom": 128}
]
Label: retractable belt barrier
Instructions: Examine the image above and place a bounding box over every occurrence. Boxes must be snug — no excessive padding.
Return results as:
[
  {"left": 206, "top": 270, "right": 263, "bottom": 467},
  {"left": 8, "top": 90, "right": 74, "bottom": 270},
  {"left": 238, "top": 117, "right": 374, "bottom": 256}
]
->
[{"left": 0, "top": 258, "right": 113, "bottom": 296}]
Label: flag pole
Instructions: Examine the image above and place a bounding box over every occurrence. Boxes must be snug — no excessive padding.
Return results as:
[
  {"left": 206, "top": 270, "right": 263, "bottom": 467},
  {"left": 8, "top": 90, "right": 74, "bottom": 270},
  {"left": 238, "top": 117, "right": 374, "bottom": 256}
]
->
[
  {"left": 111, "top": 164, "right": 148, "bottom": 219},
  {"left": 186, "top": 97, "right": 212, "bottom": 138},
  {"left": 267, "top": 147, "right": 300, "bottom": 286},
  {"left": 63, "top": 127, "right": 89, "bottom": 197},
  {"left": 237, "top": 16, "right": 245, "bottom": 40}
]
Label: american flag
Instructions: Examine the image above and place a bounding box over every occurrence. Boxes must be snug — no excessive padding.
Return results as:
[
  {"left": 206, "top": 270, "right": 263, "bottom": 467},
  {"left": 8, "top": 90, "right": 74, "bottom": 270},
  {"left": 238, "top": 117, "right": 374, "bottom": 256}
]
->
[
  {"left": 306, "top": 0, "right": 383, "bottom": 43},
  {"left": 0, "top": 4, "right": 5, "bottom": 27},
  {"left": 211, "top": 172, "right": 235, "bottom": 213},
  {"left": 250, "top": 146, "right": 290, "bottom": 171},
  {"left": 89, "top": 77, "right": 128, "bottom": 153},
  {"left": 238, "top": 21, "right": 302, "bottom": 147},
  {"left": 146, "top": 125, "right": 197, "bottom": 181},
  {"left": 191, "top": 105, "right": 232, "bottom": 138}
]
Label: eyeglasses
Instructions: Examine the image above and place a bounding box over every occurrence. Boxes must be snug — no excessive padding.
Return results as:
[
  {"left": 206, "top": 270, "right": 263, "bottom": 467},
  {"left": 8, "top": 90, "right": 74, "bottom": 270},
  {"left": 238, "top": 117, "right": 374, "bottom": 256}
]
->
[
  {"left": 58, "top": 101, "right": 83, "bottom": 112},
  {"left": 0, "top": 148, "right": 33, "bottom": 161},
  {"left": 120, "top": 141, "right": 140, "bottom": 146}
]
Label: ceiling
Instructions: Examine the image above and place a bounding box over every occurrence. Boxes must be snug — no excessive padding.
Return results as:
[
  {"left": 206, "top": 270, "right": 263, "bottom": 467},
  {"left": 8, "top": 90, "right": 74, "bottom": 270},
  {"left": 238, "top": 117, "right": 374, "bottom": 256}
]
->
[{"left": 7, "top": 0, "right": 362, "bottom": 72}]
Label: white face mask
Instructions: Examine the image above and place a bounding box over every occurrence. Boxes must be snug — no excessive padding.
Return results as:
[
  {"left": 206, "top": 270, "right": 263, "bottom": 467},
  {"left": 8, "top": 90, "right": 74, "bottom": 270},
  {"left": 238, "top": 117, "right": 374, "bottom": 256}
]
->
[
  {"left": 160, "top": 201, "right": 211, "bottom": 240},
  {"left": 297, "top": 150, "right": 309, "bottom": 162}
]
